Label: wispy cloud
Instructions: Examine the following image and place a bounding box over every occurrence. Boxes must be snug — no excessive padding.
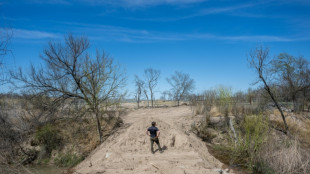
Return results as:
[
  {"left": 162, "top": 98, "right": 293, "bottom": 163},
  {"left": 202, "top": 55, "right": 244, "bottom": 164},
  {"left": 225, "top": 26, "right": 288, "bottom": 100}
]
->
[
  {"left": 58, "top": 22, "right": 300, "bottom": 43},
  {"left": 194, "top": 3, "right": 257, "bottom": 16},
  {"left": 179, "top": 33, "right": 297, "bottom": 42},
  {"left": 60, "top": 22, "right": 181, "bottom": 42},
  {"left": 5, "top": 24, "right": 302, "bottom": 43},
  {"left": 125, "top": 2, "right": 262, "bottom": 21},
  {"left": 100, "top": 0, "right": 207, "bottom": 7},
  {"left": 218, "top": 35, "right": 294, "bottom": 42},
  {"left": 11, "top": 28, "right": 60, "bottom": 39},
  {"left": 17, "top": 0, "right": 207, "bottom": 6},
  {"left": 17, "top": 0, "right": 71, "bottom": 5}
]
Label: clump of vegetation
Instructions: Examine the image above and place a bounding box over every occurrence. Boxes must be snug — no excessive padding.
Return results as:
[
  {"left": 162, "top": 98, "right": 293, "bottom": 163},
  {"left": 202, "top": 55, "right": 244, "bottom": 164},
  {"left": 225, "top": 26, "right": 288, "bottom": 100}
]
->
[
  {"left": 35, "top": 124, "right": 62, "bottom": 156},
  {"left": 255, "top": 136, "right": 310, "bottom": 174},
  {"left": 231, "top": 114, "right": 269, "bottom": 170},
  {"left": 217, "top": 86, "right": 233, "bottom": 116},
  {"left": 192, "top": 91, "right": 310, "bottom": 174},
  {"left": 54, "top": 153, "right": 84, "bottom": 167}
]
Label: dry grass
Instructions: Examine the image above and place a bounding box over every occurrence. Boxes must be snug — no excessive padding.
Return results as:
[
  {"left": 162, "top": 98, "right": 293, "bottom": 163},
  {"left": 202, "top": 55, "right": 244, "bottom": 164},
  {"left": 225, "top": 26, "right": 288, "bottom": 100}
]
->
[
  {"left": 270, "top": 112, "right": 310, "bottom": 147},
  {"left": 287, "top": 119, "right": 310, "bottom": 147},
  {"left": 258, "top": 136, "right": 310, "bottom": 174},
  {"left": 258, "top": 111, "right": 310, "bottom": 174},
  {"left": 272, "top": 109, "right": 281, "bottom": 116},
  {"left": 55, "top": 114, "right": 123, "bottom": 157},
  {"left": 154, "top": 100, "right": 179, "bottom": 107},
  {"left": 210, "top": 106, "right": 221, "bottom": 117},
  {"left": 190, "top": 101, "right": 205, "bottom": 115}
]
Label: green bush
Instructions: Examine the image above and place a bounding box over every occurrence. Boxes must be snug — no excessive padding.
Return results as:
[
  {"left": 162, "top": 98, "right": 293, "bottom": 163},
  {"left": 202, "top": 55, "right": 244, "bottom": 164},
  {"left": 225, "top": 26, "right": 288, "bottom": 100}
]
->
[
  {"left": 232, "top": 114, "right": 269, "bottom": 170},
  {"left": 216, "top": 86, "right": 232, "bottom": 115},
  {"left": 54, "top": 153, "right": 84, "bottom": 167},
  {"left": 35, "top": 124, "right": 62, "bottom": 156},
  {"left": 253, "top": 161, "right": 275, "bottom": 174}
]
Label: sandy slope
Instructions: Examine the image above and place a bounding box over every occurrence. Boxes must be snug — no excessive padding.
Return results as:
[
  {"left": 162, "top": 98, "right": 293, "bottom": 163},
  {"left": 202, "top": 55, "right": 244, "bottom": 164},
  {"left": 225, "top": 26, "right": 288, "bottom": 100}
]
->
[{"left": 73, "top": 106, "right": 232, "bottom": 174}]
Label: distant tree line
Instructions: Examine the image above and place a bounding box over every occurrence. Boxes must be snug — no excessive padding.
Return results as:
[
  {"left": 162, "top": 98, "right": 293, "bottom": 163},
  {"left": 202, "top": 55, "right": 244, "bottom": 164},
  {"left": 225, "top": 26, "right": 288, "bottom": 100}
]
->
[
  {"left": 134, "top": 70, "right": 195, "bottom": 108},
  {"left": 189, "top": 46, "right": 310, "bottom": 134}
]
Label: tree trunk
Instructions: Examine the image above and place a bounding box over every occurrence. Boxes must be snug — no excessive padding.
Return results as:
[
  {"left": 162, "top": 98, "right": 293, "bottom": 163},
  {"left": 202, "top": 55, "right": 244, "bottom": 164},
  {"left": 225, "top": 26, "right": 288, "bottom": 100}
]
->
[
  {"left": 150, "top": 89, "right": 154, "bottom": 108},
  {"left": 261, "top": 77, "right": 288, "bottom": 133},
  {"left": 146, "top": 95, "right": 149, "bottom": 107},
  {"left": 137, "top": 94, "right": 140, "bottom": 109},
  {"left": 229, "top": 117, "right": 238, "bottom": 145},
  {"left": 292, "top": 94, "right": 298, "bottom": 112},
  {"left": 95, "top": 109, "right": 103, "bottom": 143},
  {"left": 151, "top": 99, "right": 153, "bottom": 107}
]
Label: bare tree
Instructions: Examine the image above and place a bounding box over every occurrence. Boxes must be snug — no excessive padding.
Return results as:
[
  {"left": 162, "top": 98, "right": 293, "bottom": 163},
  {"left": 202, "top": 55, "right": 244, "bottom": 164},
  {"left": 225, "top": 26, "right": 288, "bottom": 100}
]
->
[
  {"left": 134, "top": 75, "right": 144, "bottom": 109},
  {"left": 144, "top": 68, "right": 160, "bottom": 107},
  {"left": 248, "top": 46, "right": 289, "bottom": 134},
  {"left": 10, "top": 34, "right": 126, "bottom": 143},
  {"left": 166, "top": 71, "right": 195, "bottom": 106},
  {"left": 271, "top": 53, "right": 310, "bottom": 112},
  {"left": 0, "top": 28, "right": 12, "bottom": 85},
  {"left": 247, "top": 88, "right": 255, "bottom": 105},
  {"left": 161, "top": 90, "right": 169, "bottom": 101},
  {"left": 143, "top": 88, "right": 149, "bottom": 107},
  {"left": 0, "top": 28, "right": 12, "bottom": 59}
]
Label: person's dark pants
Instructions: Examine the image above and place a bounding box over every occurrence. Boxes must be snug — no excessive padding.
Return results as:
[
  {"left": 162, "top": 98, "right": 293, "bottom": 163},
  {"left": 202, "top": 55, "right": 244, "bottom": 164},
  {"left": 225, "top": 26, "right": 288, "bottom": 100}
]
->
[{"left": 150, "top": 137, "right": 162, "bottom": 153}]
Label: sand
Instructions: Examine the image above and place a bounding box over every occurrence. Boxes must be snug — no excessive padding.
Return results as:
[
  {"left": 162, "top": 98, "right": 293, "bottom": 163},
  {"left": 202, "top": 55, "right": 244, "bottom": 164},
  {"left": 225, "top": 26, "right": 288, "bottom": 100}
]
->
[{"left": 73, "top": 106, "right": 232, "bottom": 174}]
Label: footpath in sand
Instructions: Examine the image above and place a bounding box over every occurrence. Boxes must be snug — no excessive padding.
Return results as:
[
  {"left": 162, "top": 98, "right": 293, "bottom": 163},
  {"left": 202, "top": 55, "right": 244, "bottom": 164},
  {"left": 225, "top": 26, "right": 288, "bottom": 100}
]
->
[{"left": 74, "top": 106, "right": 233, "bottom": 174}]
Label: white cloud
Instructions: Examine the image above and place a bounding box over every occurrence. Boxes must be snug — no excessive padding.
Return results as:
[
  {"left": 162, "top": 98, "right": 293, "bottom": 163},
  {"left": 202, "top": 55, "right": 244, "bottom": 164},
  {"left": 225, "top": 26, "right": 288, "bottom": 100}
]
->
[
  {"left": 116, "top": 0, "right": 206, "bottom": 6},
  {"left": 218, "top": 35, "right": 294, "bottom": 42},
  {"left": 60, "top": 22, "right": 298, "bottom": 43},
  {"left": 4, "top": 24, "right": 300, "bottom": 43},
  {"left": 12, "top": 29, "right": 60, "bottom": 39},
  {"left": 19, "top": 0, "right": 71, "bottom": 5},
  {"left": 124, "top": 2, "right": 262, "bottom": 21},
  {"left": 23, "top": 0, "right": 207, "bottom": 6},
  {"left": 81, "top": 0, "right": 206, "bottom": 6},
  {"left": 181, "top": 33, "right": 295, "bottom": 42}
]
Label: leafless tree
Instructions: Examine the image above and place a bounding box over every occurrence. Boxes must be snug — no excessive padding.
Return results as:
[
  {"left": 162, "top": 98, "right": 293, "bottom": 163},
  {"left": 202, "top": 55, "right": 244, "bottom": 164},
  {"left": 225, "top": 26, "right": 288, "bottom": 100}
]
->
[
  {"left": 161, "top": 90, "right": 169, "bottom": 101},
  {"left": 271, "top": 53, "right": 310, "bottom": 112},
  {"left": 143, "top": 88, "right": 149, "bottom": 107},
  {"left": 0, "top": 100, "right": 35, "bottom": 174},
  {"left": 167, "top": 71, "right": 195, "bottom": 106},
  {"left": 0, "top": 28, "right": 12, "bottom": 85},
  {"left": 10, "top": 34, "right": 126, "bottom": 143},
  {"left": 248, "top": 46, "right": 288, "bottom": 134},
  {"left": 134, "top": 75, "right": 144, "bottom": 108},
  {"left": 144, "top": 68, "right": 160, "bottom": 107},
  {"left": 0, "top": 28, "right": 12, "bottom": 59},
  {"left": 247, "top": 88, "right": 255, "bottom": 105}
]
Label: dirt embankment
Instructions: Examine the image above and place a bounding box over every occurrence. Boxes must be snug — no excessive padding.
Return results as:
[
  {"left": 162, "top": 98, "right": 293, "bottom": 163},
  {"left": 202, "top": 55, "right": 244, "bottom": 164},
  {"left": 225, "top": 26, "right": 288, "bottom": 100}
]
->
[{"left": 73, "top": 106, "right": 233, "bottom": 174}]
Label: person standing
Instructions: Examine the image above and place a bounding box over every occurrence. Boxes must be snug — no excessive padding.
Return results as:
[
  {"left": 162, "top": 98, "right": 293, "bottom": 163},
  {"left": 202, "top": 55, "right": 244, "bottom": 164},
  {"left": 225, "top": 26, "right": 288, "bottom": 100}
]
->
[{"left": 146, "top": 121, "right": 162, "bottom": 153}]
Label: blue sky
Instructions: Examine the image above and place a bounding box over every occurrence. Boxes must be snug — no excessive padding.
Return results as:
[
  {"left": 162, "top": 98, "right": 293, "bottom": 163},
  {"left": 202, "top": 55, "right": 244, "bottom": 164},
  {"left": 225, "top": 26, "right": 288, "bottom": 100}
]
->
[{"left": 1, "top": 0, "right": 310, "bottom": 97}]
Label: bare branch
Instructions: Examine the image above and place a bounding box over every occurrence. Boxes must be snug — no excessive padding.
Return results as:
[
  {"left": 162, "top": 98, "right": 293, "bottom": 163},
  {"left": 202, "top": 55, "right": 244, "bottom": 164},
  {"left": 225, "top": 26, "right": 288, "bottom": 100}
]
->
[
  {"left": 10, "top": 34, "right": 127, "bottom": 143},
  {"left": 248, "top": 46, "right": 289, "bottom": 134},
  {"left": 144, "top": 68, "right": 160, "bottom": 107},
  {"left": 166, "top": 71, "right": 195, "bottom": 106}
]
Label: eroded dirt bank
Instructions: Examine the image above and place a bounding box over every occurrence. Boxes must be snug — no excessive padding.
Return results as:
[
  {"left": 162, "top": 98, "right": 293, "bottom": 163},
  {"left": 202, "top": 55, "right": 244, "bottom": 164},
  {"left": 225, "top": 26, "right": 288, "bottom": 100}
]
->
[{"left": 73, "top": 106, "right": 233, "bottom": 174}]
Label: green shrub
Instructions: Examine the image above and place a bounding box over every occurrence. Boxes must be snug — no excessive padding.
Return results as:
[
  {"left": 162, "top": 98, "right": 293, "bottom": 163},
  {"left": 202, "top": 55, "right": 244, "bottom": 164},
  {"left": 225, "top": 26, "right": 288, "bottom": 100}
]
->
[
  {"left": 210, "top": 145, "right": 234, "bottom": 165},
  {"left": 54, "top": 153, "right": 84, "bottom": 167},
  {"left": 232, "top": 114, "right": 269, "bottom": 170},
  {"left": 253, "top": 161, "right": 275, "bottom": 174},
  {"left": 216, "top": 86, "right": 232, "bottom": 115},
  {"left": 35, "top": 124, "right": 62, "bottom": 156},
  {"left": 36, "top": 157, "right": 50, "bottom": 165}
]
